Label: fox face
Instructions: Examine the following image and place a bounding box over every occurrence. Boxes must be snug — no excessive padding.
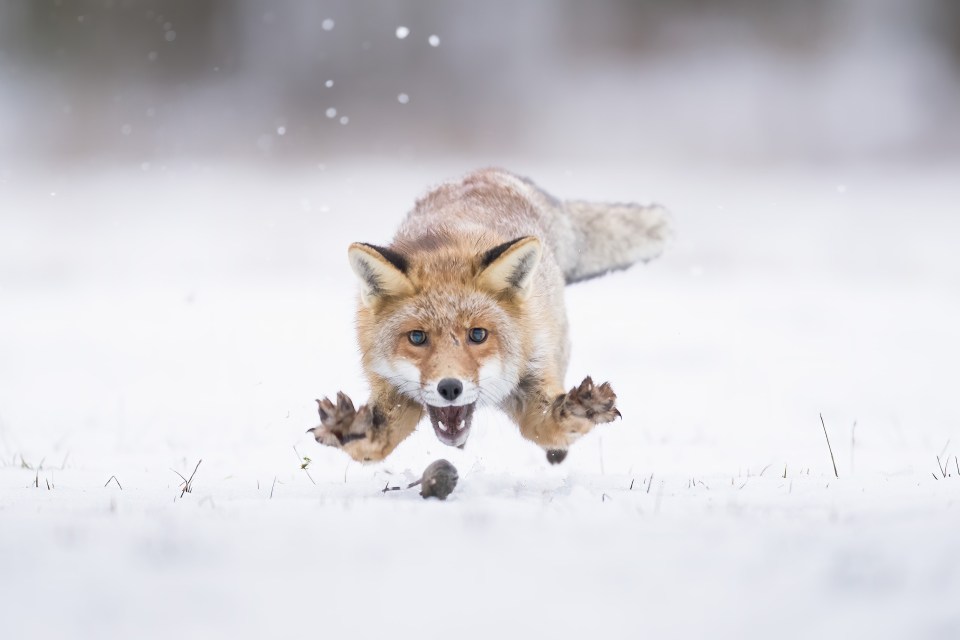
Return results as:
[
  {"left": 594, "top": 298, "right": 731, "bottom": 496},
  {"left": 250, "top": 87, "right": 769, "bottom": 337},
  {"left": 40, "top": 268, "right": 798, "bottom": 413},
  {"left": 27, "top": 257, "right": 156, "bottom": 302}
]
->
[{"left": 348, "top": 237, "right": 541, "bottom": 447}]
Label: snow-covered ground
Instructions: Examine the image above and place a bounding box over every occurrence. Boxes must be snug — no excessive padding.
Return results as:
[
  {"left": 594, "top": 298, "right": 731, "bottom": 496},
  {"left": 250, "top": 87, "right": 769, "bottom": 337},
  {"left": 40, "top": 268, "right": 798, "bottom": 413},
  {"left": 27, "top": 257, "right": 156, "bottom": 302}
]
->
[{"left": 1, "top": 159, "right": 959, "bottom": 639}]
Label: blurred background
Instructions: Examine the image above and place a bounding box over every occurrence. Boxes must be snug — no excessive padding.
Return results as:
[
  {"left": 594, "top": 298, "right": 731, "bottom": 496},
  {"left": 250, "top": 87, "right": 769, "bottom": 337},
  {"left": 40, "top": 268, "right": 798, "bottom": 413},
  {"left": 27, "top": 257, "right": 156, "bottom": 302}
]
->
[{"left": 2, "top": 0, "right": 959, "bottom": 165}]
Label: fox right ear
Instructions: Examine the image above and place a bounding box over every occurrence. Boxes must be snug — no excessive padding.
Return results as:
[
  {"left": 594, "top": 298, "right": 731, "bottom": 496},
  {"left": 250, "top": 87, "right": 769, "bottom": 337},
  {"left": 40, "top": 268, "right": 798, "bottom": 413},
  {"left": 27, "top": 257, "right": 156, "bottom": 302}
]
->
[{"left": 348, "top": 243, "right": 414, "bottom": 306}]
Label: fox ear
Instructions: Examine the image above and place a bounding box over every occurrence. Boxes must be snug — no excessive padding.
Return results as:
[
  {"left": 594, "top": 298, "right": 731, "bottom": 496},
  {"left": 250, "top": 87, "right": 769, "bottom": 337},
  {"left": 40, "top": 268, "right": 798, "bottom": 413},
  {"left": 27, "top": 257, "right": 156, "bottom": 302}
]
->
[
  {"left": 477, "top": 236, "right": 542, "bottom": 296},
  {"left": 348, "top": 243, "right": 414, "bottom": 306}
]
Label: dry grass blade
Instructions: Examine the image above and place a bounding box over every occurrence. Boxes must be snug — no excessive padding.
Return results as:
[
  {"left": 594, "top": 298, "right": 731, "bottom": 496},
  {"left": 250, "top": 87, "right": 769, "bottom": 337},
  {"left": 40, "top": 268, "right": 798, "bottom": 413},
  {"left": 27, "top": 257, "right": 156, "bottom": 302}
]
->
[
  {"left": 381, "top": 482, "right": 402, "bottom": 494},
  {"left": 936, "top": 455, "right": 948, "bottom": 479},
  {"left": 293, "top": 445, "right": 316, "bottom": 485},
  {"left": 171, "top": 459, "right": 202, "bottom": 498},
  {"left": 819, "top": 413, "right": 839, "bottom": 478},
  {"left": 104, "top": 475, "right": 123, "bottom": 490}
]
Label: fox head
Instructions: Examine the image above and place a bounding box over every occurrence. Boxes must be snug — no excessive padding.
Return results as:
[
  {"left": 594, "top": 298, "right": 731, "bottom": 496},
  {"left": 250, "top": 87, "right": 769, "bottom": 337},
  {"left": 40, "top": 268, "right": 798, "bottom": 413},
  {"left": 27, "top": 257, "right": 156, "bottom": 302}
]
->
[{"left": 347, "top": 236, "right": 542, "bottom": 447}]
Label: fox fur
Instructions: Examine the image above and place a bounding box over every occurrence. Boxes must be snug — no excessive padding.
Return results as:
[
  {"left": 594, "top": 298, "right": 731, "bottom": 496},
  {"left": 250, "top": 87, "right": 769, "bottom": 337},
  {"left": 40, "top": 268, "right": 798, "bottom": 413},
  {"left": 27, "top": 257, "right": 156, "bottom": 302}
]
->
[{"left": 309, "top": 168, "right": 668, "bottom": 464}]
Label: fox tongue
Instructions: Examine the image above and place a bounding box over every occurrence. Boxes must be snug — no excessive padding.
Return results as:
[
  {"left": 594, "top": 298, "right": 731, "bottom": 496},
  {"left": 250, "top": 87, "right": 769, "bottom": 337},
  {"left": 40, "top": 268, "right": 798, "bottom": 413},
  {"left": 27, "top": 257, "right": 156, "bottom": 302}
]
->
[{"left": 437, "top": 406, "right": 465, "bottom": 430}]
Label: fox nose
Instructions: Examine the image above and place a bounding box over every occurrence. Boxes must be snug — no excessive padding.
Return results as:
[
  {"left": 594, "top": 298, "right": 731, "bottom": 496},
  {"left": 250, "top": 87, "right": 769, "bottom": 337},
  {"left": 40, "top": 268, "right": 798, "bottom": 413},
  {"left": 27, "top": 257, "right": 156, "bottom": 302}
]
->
[{"left": 437, "top": 378, "right": 463, "bottom": 402}]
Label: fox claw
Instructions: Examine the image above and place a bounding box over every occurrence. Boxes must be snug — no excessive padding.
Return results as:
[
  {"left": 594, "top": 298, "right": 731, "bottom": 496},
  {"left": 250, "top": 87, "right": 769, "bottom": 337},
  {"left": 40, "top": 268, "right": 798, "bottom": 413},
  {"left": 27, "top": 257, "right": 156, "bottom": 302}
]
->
[
  {"left": 563, "top": 377, "right": 619, "bottom": 424},
  {"left": 310, "top": 392, "right": 374, "bottom": 448},
  {"left": 336, "top": 391, "right": 355, "bottom": 415}
]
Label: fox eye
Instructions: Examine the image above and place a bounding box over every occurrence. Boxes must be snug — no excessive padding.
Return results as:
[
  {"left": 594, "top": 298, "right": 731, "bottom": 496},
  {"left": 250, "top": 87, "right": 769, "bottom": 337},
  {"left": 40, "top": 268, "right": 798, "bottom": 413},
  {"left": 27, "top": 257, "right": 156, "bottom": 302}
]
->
[
  {"left": 468, "top": 327, "right": 488, "bottom": 344},
  {"left": 408, "top": 330, "right": 427, "bottom": 346}
]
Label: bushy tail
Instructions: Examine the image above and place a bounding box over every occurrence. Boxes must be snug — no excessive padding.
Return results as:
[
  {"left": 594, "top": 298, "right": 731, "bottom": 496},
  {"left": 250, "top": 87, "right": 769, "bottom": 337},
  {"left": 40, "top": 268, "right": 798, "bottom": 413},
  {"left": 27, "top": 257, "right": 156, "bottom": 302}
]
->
[{"left": 556, "top": 199, "right": 670, "bottom": 284}]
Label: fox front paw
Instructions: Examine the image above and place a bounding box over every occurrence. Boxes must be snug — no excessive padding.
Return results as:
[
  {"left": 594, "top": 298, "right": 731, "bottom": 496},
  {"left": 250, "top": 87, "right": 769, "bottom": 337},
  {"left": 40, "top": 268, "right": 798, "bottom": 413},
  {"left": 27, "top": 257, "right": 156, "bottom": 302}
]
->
[
  {"left": 308, "top": 392, "right": 374, "bottom": 449},
  {"left": 559, "top": 377, "right": 620, "bottom": 425}
]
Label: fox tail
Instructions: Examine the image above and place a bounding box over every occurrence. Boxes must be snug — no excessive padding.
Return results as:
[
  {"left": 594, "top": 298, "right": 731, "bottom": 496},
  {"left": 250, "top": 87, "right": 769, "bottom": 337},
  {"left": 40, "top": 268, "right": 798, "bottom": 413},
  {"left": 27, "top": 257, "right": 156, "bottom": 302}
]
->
[{"left": 554, "top": 198, "right": 670, "bottom": 284}]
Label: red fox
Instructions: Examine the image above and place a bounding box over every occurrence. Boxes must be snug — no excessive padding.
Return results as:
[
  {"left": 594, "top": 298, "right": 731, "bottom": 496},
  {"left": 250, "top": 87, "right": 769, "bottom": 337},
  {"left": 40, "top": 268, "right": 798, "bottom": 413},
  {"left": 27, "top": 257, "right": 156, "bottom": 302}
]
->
[{"left": 309, "top": 169, "right": 668, "bottom": 464}]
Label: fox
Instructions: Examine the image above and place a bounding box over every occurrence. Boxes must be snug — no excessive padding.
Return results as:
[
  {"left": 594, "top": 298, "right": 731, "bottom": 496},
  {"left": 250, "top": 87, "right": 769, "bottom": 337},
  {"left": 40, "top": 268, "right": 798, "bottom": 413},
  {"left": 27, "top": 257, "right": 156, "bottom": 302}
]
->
[{"left": 308, "top": 168, "right": 668, "bottom": 464}]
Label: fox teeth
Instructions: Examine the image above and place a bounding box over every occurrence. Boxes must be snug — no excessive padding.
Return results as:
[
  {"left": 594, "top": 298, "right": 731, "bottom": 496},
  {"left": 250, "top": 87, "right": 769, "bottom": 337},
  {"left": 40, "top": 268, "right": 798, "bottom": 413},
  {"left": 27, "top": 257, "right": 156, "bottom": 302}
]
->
[{"left": 438, "top": 420, "right": 465, "bottom": 432}]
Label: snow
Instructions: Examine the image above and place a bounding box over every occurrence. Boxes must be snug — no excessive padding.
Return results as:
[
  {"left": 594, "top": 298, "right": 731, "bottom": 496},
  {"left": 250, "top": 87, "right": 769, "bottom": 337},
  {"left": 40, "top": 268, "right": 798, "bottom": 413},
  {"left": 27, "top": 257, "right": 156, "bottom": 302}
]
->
[
  {"left": 1, "top": 160, "right": 959, "bottom": 639},
  {"left": 396, "top": 26, "right": 410, "bottom": 40}
]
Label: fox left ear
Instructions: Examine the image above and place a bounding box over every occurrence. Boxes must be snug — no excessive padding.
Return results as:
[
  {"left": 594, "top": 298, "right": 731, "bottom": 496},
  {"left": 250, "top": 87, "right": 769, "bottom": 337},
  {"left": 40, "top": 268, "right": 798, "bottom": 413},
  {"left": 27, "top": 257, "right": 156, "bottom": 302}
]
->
[
  {"left": 477, "top": 236, "right": 542, "bottom": 297},
  {"left": 348, "top": 243, "right": 414, "bottom": 306}
]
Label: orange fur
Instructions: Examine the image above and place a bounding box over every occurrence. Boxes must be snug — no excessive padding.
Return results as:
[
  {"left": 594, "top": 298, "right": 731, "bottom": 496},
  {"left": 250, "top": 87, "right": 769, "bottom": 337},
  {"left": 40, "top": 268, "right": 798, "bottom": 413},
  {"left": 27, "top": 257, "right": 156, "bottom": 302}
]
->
[{"left": 309, "top": 169, "right": 667, "bottom": 463}]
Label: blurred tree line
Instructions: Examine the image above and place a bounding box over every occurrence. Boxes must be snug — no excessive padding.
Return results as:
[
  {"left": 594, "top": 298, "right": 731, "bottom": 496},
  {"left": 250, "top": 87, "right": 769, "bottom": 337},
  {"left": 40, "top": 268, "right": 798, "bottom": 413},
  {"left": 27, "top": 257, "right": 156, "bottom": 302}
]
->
[{"left": 1, "top": 0, "right": 957, "bottom": 161}]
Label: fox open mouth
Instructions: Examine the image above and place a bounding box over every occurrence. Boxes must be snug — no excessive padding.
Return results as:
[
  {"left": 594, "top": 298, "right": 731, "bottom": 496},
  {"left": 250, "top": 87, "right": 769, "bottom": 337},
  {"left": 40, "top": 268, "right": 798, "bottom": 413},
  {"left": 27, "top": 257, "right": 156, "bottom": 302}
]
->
[{"left": 427, "top": 403, "right": 476, "bottom": 448}]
